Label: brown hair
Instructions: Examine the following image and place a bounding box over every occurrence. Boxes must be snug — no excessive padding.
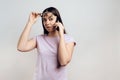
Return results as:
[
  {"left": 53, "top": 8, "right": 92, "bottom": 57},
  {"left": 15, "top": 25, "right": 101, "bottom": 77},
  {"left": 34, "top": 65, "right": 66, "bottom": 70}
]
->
[{"left": 41, "top": 7, "right": 66, "bottom": 34}]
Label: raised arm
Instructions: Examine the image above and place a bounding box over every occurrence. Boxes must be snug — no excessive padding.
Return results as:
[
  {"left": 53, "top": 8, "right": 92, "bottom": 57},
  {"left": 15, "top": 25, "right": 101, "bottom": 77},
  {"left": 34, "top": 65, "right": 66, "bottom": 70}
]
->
[{"left": 17, "top": 12, "right": 41, "bottom": 52}]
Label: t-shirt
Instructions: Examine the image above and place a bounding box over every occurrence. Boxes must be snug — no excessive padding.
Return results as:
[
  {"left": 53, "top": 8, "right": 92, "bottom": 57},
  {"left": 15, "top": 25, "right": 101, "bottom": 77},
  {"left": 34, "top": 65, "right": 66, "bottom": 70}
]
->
[{"left": 33, "top": 34, "right": 76, "bottom": 80}]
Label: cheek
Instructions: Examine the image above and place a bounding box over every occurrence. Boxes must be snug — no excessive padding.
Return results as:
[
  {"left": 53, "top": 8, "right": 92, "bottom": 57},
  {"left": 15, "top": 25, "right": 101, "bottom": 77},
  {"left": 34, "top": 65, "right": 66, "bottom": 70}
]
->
[{"left": 51, "top": 20, "right": 56, "bottom": 24}]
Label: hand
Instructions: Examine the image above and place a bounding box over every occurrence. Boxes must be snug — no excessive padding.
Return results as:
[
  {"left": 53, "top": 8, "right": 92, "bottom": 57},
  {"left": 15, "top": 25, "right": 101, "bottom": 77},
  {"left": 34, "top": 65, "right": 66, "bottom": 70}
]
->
[
  {"left": 54, "top": 21, "right": 65, "bottom": 37},
  {"left": 28, "top": 12, "right": 41, "bottom": 25}
]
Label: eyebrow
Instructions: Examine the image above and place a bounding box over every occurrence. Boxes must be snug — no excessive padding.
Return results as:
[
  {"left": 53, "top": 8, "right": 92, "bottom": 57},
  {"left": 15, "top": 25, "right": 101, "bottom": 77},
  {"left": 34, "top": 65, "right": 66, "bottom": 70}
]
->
[
  {"left": 49, "top": 15, "right": 54, "bottom": 18},
  {"left": 42, "top": 14, "right": 54, "bottom": 19}
]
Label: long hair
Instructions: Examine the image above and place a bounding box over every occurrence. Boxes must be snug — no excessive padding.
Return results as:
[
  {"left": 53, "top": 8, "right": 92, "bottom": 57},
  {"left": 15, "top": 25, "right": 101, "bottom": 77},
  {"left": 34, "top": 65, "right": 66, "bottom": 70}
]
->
[
  {"left": 41, "top": 7, "right": 67, "bottom": 68},
  {"left": 41, "top": 7, "right": 66, "bottom": 34}
]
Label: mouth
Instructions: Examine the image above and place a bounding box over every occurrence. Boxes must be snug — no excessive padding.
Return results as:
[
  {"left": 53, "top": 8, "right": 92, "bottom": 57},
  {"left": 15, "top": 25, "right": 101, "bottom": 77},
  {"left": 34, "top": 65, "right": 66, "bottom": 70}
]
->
[
  {"left": 45, "top": 25, "right": 56, "bottom": 30},
  {"left": 46, "top": 26, "right": 52, "bottom": 29},
  {"left": 46, "top": 27, "right": 53, "bottom": 30}
]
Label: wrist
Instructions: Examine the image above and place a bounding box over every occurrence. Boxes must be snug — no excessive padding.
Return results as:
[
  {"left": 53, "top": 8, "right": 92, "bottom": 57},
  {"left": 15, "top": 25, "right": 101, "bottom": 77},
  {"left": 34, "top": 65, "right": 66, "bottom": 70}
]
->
[
  {"left": 27, "top": 21, "right": 33, "bottom": 26},
  {"left": 59, "top": 33, "right": 64, "bottom": 38}
]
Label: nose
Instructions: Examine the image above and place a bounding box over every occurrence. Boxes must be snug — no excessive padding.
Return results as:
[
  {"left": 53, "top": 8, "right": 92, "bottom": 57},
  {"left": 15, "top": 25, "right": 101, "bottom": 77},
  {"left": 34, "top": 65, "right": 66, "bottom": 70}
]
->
[{"left": 45, "top": 20, "right": 50, "bottom": 25}]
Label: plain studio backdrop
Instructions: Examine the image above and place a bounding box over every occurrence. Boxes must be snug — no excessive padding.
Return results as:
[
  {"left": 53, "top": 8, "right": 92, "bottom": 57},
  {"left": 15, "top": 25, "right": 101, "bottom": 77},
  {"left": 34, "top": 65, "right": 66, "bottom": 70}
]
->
[{"left": 0, "top": 0, "right": 120, "bottom": 80}]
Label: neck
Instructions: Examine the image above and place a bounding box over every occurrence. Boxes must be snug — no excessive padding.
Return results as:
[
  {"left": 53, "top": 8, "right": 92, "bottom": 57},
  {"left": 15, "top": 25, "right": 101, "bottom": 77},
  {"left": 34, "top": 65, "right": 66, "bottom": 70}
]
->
[{"left": 48, "top": 31, "right": 59, "bottom": 37}]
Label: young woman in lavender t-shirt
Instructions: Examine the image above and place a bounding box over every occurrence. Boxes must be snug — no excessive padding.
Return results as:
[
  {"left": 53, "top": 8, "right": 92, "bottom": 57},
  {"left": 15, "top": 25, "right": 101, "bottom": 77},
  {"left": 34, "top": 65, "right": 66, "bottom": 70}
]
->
[{"left": 17, "top": 7, "right": 76, "bottom": 80}]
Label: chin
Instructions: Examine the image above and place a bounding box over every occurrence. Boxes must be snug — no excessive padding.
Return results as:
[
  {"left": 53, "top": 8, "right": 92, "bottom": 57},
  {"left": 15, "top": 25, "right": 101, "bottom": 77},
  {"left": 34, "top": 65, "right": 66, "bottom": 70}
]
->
[{"left": 47, "top": 29, "right": 55, "bottom": 33}]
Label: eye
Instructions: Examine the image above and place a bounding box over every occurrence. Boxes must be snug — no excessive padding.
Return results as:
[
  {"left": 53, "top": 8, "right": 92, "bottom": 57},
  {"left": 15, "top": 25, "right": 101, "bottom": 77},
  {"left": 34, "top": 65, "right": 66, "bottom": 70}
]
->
[{"left": 49, "top": 18, "right": 53, "bottom": 21}]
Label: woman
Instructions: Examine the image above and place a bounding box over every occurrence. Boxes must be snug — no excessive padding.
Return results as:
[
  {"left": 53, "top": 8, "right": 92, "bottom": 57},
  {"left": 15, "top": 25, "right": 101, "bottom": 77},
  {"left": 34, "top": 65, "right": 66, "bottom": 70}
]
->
[{"left": 17, "top": 7, "right": 76, "bottom": 80}]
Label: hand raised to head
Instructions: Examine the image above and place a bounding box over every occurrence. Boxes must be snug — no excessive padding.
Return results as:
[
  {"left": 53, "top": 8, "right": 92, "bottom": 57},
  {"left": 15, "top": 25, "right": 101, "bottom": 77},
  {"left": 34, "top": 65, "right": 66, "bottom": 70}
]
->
[{"left": 28, "top": 12, "right": 42, "bottom": 24}]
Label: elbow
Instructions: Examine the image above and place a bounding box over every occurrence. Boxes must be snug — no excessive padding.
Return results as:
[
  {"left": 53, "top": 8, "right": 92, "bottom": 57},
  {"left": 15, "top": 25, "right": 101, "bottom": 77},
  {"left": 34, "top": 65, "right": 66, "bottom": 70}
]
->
[
  {"left": 59, "top": 60, "right": 70, "bottom": 66},
  {"left": 17, "top": 47, "right": 24, "bottom": 52},
  {"left": 17, "top": 48, "right": 24, "bottom": 52},
  {"left": 17, "top": 46, "right": 31, "bottom": 52},
  {"left": 17, "top": 46, "right": 26, "bottom": 52},
  {"left": 60, "top": 63, "right": 68, "bottom": 66}
]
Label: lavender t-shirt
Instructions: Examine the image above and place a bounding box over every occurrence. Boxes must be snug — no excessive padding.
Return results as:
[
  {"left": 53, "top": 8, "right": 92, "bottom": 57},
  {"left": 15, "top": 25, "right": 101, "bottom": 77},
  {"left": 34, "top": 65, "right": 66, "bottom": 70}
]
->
[{"left": 33, "top": 34, "right": 76, "bottom": 80}]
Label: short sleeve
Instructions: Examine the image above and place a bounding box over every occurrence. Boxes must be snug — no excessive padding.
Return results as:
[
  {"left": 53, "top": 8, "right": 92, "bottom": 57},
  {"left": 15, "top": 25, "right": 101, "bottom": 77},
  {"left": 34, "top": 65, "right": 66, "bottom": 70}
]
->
[
  {"left": 32, "top": 35, "right": 42, "bottom": 42},
  {"left": 64, "top": 34, "right": 76, "bottom": 46},
  {"left": 33, "top": 34, "right": 44, "bottom": 42},
  {"left": 32, "top": 35, "right": 43, "bottom": 49}
]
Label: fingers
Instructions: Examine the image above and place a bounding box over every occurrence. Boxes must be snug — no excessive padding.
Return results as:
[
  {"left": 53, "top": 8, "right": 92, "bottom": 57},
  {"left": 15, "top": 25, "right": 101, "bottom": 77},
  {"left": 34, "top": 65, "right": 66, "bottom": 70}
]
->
[
  {"left": 54, "top": 22, "right": 62, "bottom": 28},
  {"left": 54, "top": 22, "right": 64, "bottom": 31},
  {"left": 28, "top": 12, "right": 42, "bottom": 24},
  {"left": 54, "top": 21, "right": 60, "bottom": 26},
  {"left": 31, "top": 12, "right": 39, "bottom": 17},
  {"left": 37, "top": 13, "right": 43, "bottom": 17}
]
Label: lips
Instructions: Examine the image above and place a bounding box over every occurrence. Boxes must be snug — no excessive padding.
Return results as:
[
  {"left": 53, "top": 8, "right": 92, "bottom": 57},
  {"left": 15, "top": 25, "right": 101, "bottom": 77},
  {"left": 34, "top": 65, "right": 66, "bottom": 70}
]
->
[
  {"left": 46, "top": 26, "right": 51, "bottom": 28},
  {"left": 45, "top": 26, "right": 55, "bottom": 31},
  {"left": 46, "top": 26, "right": 53, "bottom": 30},
  {"left": 46, "top": 27, "right": 52, "bottom": 29}
]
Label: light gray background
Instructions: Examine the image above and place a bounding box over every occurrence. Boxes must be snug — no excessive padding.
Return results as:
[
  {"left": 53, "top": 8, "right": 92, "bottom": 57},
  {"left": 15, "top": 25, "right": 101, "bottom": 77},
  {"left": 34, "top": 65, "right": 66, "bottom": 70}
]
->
[{"left": 0, "top": 0, "right": 120, "bottom": 80}]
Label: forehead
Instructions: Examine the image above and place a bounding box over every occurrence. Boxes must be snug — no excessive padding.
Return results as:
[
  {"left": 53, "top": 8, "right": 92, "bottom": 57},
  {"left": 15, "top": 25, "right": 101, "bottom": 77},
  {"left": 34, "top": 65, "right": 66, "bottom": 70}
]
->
[{"left": 42, "top": 12, "right": 56, "bottom": 18}]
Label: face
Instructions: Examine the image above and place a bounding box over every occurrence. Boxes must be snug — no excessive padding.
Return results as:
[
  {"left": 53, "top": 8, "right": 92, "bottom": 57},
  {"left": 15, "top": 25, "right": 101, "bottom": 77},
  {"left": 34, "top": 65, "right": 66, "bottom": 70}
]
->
[{"left": 42, "top": 12, "right": 57, "bottom": 32}]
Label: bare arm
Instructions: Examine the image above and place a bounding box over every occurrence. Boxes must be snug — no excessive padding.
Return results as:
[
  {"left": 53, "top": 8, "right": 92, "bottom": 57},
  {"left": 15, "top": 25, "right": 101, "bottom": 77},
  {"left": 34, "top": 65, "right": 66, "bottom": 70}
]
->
[
  {"left": 17, "top": 12, "right": 41, "bottom": 52},
  {"left": 58, "top": 36, "right": 75, "bottom": 66},
  {"left": 55, "top": 22, "right": 75, "bottom": 66}
]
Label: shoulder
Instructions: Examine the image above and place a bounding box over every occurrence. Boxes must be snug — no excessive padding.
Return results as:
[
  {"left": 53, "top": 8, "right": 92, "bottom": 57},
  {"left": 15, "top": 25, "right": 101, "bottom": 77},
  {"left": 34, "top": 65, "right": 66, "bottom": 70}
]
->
[
  {"left": 64, "top": 34, "right": 76, "bottom": 46},
  {"left": 64, "top": 34, "right": 73, "bottom": 39},
  {"left": 36, "top": 34, "right": 45, "bottom": 38},
  {"left": 64, "top": 34, "right": 74, "bottom": 41},
  {"left": 33, "top": 34, "right": 46, "bottom": 42}
]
